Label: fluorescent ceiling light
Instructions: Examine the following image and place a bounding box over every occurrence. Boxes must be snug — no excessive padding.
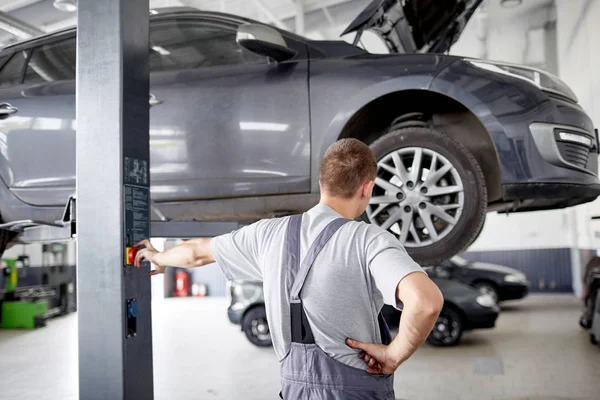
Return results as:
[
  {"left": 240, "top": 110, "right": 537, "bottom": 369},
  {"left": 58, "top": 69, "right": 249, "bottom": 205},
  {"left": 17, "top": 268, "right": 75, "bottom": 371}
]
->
[
  {"left": 53, "top": 0, "right": 77, "bottom": 12},
  {"left": 239, "top": 121, "right": 289, "bottom": 132}
]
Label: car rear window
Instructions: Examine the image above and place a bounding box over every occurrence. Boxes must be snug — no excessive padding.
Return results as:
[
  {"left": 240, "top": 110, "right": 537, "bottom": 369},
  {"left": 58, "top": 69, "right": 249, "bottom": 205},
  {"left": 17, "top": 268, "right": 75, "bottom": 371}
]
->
[
  {"left": 0, "top": 51, "right": 28, "bottom": 87},
  {"left": 24, "top": 37, "right": 76, "bottom": 83}
]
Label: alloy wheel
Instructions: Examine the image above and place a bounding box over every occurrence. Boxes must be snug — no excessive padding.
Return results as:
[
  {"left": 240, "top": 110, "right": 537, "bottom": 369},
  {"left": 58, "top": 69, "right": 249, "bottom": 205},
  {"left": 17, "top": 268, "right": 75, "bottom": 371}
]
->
[
  {"left": 250, "top": 317, "right": 270, "bottom": 342},
  {"left": 367, "top": 147, "right": 465, "bottom": 247},
  {"left": 429, "top": 313, "right": 461, "bottom": 345}
]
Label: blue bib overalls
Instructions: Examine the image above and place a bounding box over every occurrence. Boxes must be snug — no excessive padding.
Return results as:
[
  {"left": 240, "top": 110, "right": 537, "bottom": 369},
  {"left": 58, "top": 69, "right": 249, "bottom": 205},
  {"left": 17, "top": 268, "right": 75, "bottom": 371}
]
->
[{"left": 279, "top": 214, "right": 395, "bottom": 399}]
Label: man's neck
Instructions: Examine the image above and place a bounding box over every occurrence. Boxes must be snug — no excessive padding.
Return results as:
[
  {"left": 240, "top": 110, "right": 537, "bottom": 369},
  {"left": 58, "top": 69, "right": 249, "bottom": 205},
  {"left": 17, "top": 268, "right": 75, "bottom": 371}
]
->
[{"left": 319, "top": 197, "right": 358, "bottom": 220}]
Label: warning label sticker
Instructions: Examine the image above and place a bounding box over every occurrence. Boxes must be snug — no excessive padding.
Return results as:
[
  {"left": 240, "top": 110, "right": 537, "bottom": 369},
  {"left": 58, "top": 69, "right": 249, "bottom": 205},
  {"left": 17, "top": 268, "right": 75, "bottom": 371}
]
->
[
  {"left": 124, "top": 184, "right": 149, "bottom": 245},
  {"left": 124, "top": 157, "right": 148, "bottom": 186}
]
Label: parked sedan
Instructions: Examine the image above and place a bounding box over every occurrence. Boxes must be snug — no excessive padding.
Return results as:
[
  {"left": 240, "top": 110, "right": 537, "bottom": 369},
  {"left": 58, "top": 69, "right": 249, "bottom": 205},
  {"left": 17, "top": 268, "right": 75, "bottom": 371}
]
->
[
  {"left": 0, "top": 2, "right": 598, "bottom": 266},
  {"left": 436, "top": 256, "right": 529, "bottom": 304},
  {"left": 227, "top": 275, "right": 499, "bottom": 348},
  {"left": 579, "top": 256, "right": 600, "bottom": 332}
]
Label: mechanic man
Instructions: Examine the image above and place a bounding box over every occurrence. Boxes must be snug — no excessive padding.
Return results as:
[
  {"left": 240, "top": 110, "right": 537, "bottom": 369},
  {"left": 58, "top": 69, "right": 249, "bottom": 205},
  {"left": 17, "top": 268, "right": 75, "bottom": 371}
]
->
[{"left": 135, "top": 138, "right": 444, "bottom": 399}]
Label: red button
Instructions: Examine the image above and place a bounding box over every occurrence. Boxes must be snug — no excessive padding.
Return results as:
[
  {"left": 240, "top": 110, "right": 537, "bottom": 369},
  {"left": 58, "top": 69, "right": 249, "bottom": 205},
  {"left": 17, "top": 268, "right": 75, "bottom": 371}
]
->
[{"left": 126, "top": 247, "right": 138, "bottom": 265}]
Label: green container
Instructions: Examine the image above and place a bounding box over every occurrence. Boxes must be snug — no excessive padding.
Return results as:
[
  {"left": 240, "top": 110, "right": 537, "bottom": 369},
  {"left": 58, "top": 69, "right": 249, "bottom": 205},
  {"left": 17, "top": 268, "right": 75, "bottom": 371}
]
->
[{"left": 1, "top": 300, "right": 48, "bottom": 329}]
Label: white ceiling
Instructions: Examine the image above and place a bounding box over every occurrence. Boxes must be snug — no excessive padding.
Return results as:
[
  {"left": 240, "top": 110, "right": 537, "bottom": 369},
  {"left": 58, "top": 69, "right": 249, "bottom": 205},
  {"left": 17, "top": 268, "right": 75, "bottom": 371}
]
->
[
  {"left": 482, "top": 0, "right": 554, "bottom": 22},
  {"left": 0, "top": 0, "right": 555, "bottom": 45}
]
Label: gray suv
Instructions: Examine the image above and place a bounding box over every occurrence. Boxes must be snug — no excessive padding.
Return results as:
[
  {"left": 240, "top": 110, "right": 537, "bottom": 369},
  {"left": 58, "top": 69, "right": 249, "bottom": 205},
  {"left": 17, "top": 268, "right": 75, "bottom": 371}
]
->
[{"left": 0, "top": 1, "right": 597, "bottom": 265}]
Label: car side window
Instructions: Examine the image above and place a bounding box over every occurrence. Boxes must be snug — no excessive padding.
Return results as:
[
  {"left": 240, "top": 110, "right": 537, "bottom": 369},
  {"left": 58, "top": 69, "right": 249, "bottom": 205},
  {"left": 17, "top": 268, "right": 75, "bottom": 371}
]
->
[
  {"left": 149, "top": 18, "right": 265, "bottom": 72},
  {"left": 0, "top": 51, "right": 28, "bottom": 87},
  {"left": 24, "top": 37, "right": 76, "bottom": 83}
]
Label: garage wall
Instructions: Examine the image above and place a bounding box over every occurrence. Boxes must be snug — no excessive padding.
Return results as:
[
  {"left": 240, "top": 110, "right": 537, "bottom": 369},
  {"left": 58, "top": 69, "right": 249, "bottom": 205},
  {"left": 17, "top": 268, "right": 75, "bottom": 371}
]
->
[{"left": 462, "top": 248, "right": 573, "bottom": 293}]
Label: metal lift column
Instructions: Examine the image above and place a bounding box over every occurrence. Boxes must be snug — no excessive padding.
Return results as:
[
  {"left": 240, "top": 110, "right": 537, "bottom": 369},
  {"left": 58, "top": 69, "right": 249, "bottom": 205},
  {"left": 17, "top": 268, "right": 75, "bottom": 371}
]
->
[{"left": 76, "top": 1, "right": 153, "bottom": 399}]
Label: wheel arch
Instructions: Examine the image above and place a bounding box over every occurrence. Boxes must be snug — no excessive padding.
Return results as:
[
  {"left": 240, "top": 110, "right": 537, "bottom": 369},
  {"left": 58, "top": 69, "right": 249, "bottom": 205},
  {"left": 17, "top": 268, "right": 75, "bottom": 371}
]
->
[
  {"left": 472, "top": 278, "right": 501, "bottom": 292},
  {"left": 441, "top": 300, "right": 467, "bottom": 327},
  {"left": 337, "top": 89, "right": 502, "bottom": 202}
]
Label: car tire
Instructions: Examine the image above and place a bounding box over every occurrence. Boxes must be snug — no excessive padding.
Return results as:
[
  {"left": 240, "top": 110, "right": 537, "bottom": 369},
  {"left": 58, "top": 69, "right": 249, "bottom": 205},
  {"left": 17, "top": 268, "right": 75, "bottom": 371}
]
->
[
  {"left": 590, "top": 333, "right": 598, "bottom": 345},
  {"left": 242, "top": 306, "right": 272, "bottom": 347},
  {"left": 474, "top": 281, "right": 499, "bottom": 304},
  {"left": 426, "top": 306, "right": 463, "bottom": 347},
  {"left": 364, "top": 127, "right": 487, "bottom": 265}
]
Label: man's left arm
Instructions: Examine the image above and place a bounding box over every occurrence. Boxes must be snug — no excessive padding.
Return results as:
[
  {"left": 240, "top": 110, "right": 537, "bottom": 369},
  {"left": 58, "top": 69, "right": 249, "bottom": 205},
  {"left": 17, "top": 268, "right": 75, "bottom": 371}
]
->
[
  {"left": 134, "top": 219, "right": 274, "bottom": 281},
  {"left": 133, "top": 238, "right": 215, "bottom": 275}
]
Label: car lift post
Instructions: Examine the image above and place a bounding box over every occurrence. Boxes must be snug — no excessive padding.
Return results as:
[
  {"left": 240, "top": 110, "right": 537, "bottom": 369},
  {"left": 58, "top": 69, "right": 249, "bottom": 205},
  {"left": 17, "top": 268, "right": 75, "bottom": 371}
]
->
[{"left": 76, "top": 1, "right": 153, "bottom": 399}]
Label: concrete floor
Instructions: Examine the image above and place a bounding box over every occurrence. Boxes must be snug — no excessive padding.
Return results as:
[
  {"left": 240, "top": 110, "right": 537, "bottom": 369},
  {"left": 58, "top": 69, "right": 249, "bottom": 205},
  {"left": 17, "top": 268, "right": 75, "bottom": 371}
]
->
[{"left": 0, "top": 294, "right": 599, "bottom": 400}]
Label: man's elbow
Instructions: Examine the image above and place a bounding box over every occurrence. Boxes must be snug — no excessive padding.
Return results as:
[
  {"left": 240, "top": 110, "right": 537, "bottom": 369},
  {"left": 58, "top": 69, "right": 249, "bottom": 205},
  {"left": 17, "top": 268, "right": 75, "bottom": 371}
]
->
[{"left": 418, "top": 285, "right": 444, "bottom": 320}]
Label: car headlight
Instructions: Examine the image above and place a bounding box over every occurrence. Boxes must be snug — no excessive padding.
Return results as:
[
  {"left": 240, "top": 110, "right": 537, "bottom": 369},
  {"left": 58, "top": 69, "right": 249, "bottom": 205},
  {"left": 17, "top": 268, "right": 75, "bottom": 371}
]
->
[
  {"left": 476, "top": 294, "right": 496, "bottom": 308},
  {"left": 504, "top": 273, "right": 527, "bottom": 283},
  {"left": 466, "top": 59, "right": 578, "bottom": 102}
]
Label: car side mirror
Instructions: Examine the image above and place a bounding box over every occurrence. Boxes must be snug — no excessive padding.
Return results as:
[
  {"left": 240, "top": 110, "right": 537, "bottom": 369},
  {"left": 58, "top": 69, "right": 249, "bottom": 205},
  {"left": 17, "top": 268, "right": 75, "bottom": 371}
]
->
[{"left": 236, "top": 24, "right": 298, "bottom": 63}]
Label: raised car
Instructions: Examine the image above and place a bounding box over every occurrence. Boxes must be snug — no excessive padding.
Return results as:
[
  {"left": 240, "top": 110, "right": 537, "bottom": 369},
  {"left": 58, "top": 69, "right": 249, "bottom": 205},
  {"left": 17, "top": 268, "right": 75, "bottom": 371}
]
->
[{"left": 0, "top": 1, "right": 597, "bottom": 265}]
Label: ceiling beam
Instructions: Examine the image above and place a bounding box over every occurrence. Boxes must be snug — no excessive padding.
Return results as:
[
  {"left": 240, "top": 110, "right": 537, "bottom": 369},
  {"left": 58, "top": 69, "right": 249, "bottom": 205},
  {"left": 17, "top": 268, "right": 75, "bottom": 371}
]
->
[
  {"left": 0, "top": 0, "right": 43, "bottom": 12},
  {"left": 0, "top": 10, "right": 43, "bottom": 38},
  {"left": 279, "top": 0, "right": 356, "bottom": 20},
  {"left": 295, "top": 0, "right": 304, "bottom": 35},
  {"left": 252, "top": 0, "right": 288, "bottom": 29},
  {"left": 322, "top": 6, "right": 335, "bottom": 26}
]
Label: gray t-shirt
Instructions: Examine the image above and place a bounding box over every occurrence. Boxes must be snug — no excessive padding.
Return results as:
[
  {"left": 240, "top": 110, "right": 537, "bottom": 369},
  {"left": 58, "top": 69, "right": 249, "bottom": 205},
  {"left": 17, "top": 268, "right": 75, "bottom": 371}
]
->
[{"left": 210, "top": 203, "right": 424, "bottom": 370}]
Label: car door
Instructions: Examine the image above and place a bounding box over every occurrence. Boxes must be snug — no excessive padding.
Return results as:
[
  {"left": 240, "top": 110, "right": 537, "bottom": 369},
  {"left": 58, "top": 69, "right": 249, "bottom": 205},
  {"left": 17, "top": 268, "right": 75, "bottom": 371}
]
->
[
  {"left": 147, "top": 16, "right": 310, "bottom": 202},
  {"left": 0, "top": 35, "right": 76, "bottom": 207}
]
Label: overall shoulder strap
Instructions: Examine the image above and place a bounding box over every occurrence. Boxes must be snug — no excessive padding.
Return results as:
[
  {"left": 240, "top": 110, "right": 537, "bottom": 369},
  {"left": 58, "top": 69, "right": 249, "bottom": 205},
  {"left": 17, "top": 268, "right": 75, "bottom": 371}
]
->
[
  {"left": 285, "top": 216, "right": 349, "bottom": 344},
  {"left": 284, "top": 214, "right": 303, "bottom": 295}
]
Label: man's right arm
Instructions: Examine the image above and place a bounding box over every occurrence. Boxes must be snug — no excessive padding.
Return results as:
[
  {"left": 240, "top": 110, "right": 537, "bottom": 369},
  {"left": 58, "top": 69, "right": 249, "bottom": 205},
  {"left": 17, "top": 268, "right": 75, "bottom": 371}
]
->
[
  {"left": 386, "top": 272, "right": 443, "bottom": 365},
  {"left": 347, "top": 272, "right": 443, "bottom": 374},
  {"left": 346, "top": 227, "right": 443, "bottom": 374}
]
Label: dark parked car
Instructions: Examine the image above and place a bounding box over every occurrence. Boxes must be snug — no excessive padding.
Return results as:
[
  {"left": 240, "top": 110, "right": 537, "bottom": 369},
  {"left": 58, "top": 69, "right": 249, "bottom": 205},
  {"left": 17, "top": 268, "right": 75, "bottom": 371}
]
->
[
  {"left": 435, "top": 256, "right": 529, "bottom": 304},
  {"left": 227, "top": 274, "right": 499, "bottom": 348},
  {"left": 0, "top": 1, "right": 598, "bottom": 266},
  {"left": 579, "top": 256, "right": 600, "bottom": 334}
]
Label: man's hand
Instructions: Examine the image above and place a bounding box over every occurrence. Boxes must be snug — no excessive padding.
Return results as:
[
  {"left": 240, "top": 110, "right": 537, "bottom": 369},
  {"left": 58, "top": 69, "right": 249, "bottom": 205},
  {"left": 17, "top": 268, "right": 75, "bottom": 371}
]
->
[
  {"left": 134, "top": 239, "right": 165, "bottom": 275},
  {"left": 345, "top": 338, "right": 401, "bottom": 375}
]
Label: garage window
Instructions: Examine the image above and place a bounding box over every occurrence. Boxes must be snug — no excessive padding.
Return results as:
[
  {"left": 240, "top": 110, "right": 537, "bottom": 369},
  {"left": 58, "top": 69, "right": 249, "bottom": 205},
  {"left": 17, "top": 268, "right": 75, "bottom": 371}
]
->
[
  {"left": 24, "top": 37, "right": 76, "bottom": 83},
  {"left": 0, "top": 51, "right": 28, "bottom": 87},
  {"left": 150, "top": 19, "right": 265, "bottom": 72}
]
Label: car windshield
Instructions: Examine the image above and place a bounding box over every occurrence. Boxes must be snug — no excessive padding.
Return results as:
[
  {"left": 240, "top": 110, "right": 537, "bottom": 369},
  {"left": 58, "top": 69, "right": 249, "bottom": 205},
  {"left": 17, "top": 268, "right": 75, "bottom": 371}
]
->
[{"left": 450, "top": 255, "right": 469, "bottom": 267}]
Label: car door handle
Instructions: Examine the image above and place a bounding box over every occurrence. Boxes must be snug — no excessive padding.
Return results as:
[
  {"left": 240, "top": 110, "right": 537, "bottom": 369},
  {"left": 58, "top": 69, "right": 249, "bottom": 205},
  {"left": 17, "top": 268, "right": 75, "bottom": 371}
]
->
[
  {"left": 149, "top": 94, "right": 163, "bottom": 107},
  {"left": 0, "top": 103, "right": 18, "bottom": 119}
]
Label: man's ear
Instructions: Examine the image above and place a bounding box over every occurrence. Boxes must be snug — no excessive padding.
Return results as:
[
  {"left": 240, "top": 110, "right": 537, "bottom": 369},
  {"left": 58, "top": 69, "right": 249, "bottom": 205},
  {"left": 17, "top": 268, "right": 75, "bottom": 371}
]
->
[{"left": 361, "top": 180, "right": 375, "bottom": 198}]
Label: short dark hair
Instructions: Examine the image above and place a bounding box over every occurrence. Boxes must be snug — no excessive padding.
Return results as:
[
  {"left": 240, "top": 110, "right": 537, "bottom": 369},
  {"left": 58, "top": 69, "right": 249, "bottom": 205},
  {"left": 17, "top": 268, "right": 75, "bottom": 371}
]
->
[{"left": 319, "top": 138, "right": 377, "bottom": 199}]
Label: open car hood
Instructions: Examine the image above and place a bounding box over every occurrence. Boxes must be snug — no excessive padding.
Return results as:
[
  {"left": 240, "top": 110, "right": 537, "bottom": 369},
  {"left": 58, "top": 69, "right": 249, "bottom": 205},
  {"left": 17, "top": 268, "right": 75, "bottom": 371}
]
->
[{"left": 342, "top": 0, "right": 483, "bottom": 54}]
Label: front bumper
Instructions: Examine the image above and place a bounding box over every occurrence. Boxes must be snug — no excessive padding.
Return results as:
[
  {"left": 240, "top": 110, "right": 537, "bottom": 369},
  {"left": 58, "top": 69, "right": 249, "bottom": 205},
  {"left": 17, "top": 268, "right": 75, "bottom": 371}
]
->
[
  {"left": 502, "top": 182, "right": 600, "bottom": 212},
  {"left": 499, "top": 283, "right": 529, "bottom": 301},
  {"left": 227, "top": 306, "right": 244, "bottom": 325},
  {"left": 464, "top": 305, "right": 500, "bottom": 330}
]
